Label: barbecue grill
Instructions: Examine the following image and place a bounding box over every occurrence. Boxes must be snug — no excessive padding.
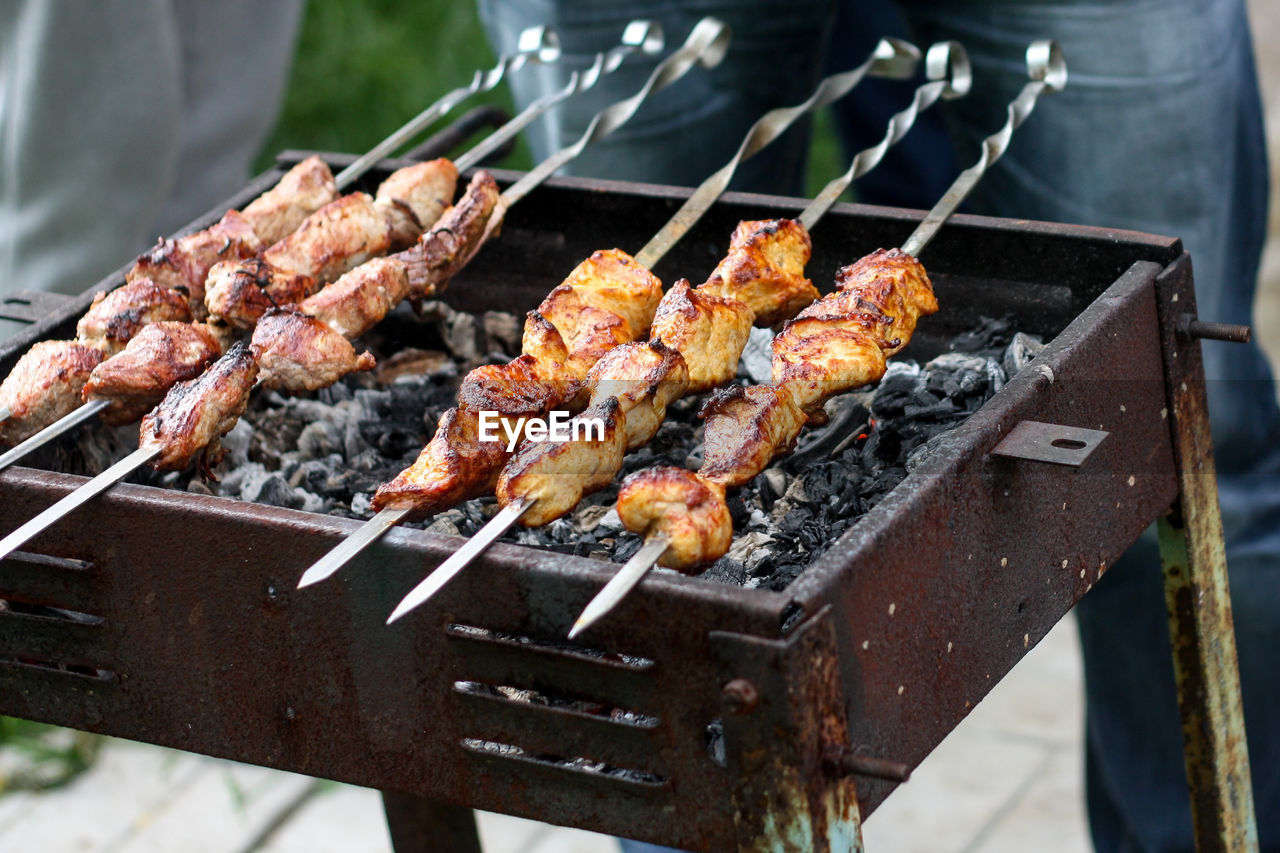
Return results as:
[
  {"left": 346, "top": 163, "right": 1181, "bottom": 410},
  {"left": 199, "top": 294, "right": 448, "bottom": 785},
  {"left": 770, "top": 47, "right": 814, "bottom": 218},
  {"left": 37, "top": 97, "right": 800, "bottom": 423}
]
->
[{"left": 0, "top": 148, "right": 1255, "bottom": 851}]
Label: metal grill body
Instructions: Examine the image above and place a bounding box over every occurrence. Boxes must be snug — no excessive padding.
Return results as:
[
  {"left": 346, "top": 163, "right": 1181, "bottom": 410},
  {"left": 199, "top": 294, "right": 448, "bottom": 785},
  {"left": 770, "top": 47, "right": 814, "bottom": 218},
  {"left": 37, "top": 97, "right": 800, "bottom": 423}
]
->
[{"left": 0, "top": 153, "right": 1249, "bottom": 851}]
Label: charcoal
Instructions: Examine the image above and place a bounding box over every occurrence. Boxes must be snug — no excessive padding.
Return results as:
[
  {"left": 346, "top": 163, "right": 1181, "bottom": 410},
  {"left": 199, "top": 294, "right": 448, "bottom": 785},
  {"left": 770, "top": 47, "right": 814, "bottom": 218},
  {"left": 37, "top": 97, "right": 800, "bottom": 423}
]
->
[{"left": 700, "top": 556, "right": 746, "bottom": 585}]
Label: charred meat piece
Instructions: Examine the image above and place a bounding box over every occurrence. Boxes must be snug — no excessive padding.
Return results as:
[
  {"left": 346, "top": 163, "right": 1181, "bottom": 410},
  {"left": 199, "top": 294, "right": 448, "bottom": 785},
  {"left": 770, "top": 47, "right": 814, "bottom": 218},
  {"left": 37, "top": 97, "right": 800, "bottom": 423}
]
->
[
  {"left": 128, "top": 210, "right": 262, "bottom": 317},
  {"left": 616, "top": 467, "right": 732, "bottom": 571},
  {"left": 457, "top": 354, "right": 579, "bottom": 417},
  {"left": 262, "top": 193, "right": 394, "bottom": 284},
  {"left": 82, "top": 322, "right": 222, "bottom": 425},
  {"left": 204, "top": 257, "right": 319, "bottom": 330},
  {"left": 770, "top": 314, "right": 889, "bottom": 418},
  {"left": 648, "top": 279, "right": 753, "bottom": 394},
  {"left": 699, "top": 219, "right": 816, "bottom": 327},
  {"left": 0, "top": 341, "right": 104, "bottom": 446},
  {"left": 372, "top": 407, "right": 515, "bottom": 519},
  {"left": 373, "top": 158, "right": 459, "bottom": 248},
  {"left": 251, "top": 307, "right": 375, "bottom": 392},
  {"left": 240, "top": 156, "right": 339, "bottom": 246},
  {"left": 140, "top": 342, "right": 259, "bottom": 475},
  {"left": 76, "top": 277, "right": 193, "bottom": 355},
  {"left": 585, "top": 340, "right": 689, "bottom": 450},
  {"left": 552, "top": 249, "right": 662, "bottom": 343},
  {"left": 398, "top": 170, "right": 500, "bottom": 298},
  {"left": 298, "top": 256, "right": 410, "bottom": 340},
  {"left": 832, "top": 248, "right": 936, "bottom": 355},
  {"left": 697, "top": 384, "right": 808, "bottom": 488},
  {"left": 496, "top": 398, "right": 626, "bottom": 527}
]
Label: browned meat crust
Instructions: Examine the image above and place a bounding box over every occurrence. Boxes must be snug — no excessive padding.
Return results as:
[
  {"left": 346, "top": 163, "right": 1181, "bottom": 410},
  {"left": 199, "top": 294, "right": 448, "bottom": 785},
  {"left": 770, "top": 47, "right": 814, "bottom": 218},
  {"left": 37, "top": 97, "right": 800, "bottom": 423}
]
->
[
  {"left": 203, "top": 257, "right": 320, "bottom": 330},
  {"left": 140, "top": 341, "right": 259, "bottom": 476},
  {"left": 262, "top": 193, "right": 393, "bottom": 283},
  {"left": 0, "top": 341, "right": 105, "bottom": 446},
  {"left": 372, "top": 407, "right": 513, "bottom": 519},
  {"left": 456, "top": 355, "right": 579, "bottom": 417},
  {"left": 648, "top": 279, "right": 753, "bottom": 394},
  {"left": 585, "top": 340, "right": 688, "bottom": 450},
  {"left": 616, "top": 467, "right": 731, "bottom": 571},
  {"left": 398, "top": 170, "right": 500, "bottom": 298},
  {"left": 298, "top": 256, "right": 410, "bottom": 340},
  {"left": 127, "top": 210, "right": 263, "bottom": 318},
  {"left": 241, "top": 156, "right": 340, "bottom": 246},
  {"left": 373, "top": 158, "right": 459, "bottom": 248},
  {"left": 699, "top": 219, "right": 816, "bottom": 327},
  {"left": 82, "top": 322, "right": 222, "bottom": 425},
  {"left": 251, "top": 307, "right": 375, "bottom": 392},
  {"left": 496, "top": 398, "right": 626, "bottom": 526},
  {"left": 76, "top": 277, "right": 193, "bottom": 355}
]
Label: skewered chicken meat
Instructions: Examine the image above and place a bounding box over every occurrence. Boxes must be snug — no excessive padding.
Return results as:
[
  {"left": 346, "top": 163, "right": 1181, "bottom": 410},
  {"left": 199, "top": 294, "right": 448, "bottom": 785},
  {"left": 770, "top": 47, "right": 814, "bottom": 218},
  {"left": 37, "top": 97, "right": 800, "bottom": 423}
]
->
[{"left": 82, "top": 322, "right": 223, "bottom": 425}]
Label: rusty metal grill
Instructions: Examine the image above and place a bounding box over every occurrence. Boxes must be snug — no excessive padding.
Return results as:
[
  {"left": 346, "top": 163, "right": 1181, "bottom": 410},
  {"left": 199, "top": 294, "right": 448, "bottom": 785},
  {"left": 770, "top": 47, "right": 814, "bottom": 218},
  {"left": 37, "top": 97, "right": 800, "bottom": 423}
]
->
[{"left": 0, "top": 150, "right": 1245, "bottom": 851}]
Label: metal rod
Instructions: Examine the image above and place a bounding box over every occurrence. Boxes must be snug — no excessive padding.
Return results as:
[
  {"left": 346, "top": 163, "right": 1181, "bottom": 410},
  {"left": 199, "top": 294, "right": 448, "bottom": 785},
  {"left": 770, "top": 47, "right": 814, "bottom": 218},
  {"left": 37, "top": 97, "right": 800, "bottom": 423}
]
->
[
  {"left": 0, "top": 398, "right": 110, "bottom": 475},
  {"left": 0, "top": 445, "right": 159, "bottom": 564},
  {"left": 900, "top": 40, "right": 1066, "bottom": 258},
  {"left": 454, "top": 21, "right": 663, "bottom": 174},
  {"left": 297, "top": 506, "right": 411, "bottom": 588},
  {"left": 1181, "top": 318, "right": 1252, "bottom": 344},
  {"left": 799, "top": 41, "right": 970, "bottom": 231},
  {"left": 493, "top": 17, "right": 732, "bottom": 214},
  {"left": 568, "top": 536, "right": 669, "bottom": 639},
  {"left": 0, "top": 404, "right": 10, "bottom": 424},
  {"left": 333, "top": 26, "right": 561, "bottom": 189},
  {"left": 634, "top": 36, "right": 919, "bottom": 269},
  {"left": 386, "top": 499, "right": 529, "bottom": 624}
]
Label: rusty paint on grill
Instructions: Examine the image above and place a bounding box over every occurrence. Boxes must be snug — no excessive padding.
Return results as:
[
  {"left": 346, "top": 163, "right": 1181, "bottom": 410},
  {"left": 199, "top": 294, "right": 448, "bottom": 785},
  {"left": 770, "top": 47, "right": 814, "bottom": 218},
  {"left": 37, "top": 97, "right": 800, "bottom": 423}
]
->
[{"left": 1154, "top": 255, "right": 1259, "bottom": 852}]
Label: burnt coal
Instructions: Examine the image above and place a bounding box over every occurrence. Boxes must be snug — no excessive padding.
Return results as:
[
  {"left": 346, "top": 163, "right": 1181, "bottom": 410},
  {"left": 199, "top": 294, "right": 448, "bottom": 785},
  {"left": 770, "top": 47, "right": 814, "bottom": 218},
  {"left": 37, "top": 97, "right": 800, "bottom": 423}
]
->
[{"left": 68, "top": 299, "right": 1039, "bottom": 592}]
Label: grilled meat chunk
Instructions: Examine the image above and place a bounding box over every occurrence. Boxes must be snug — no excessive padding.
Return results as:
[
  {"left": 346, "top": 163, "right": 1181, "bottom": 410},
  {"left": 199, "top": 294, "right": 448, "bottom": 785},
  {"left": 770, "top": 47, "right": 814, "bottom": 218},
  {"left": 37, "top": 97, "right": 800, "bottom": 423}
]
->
[
  {"left": 616, "top": 467, "right": 732, "bottom": 571},
  {"left": 0, "top": 341, "right": 104, "bottom": 446},
  {"left": 372, "top": 407, "right": 515, "bottom": 519},
  {"left": 140, "top": 342, "right": 259, "bottom": 475},
  {"left": 832, "top": 248, "right": 936, "bottom": 355},
  {"left": 262, "top": 192, "right": 393, "bottom": 283},
  {"left": 496, "top": 399, "right": 626, "bottom": 526},
  {"left": 457, "top": 354, "right": 579, "bottom": 417},
  {"left": 585, "top": 340, "right": 689, "bottom": 449},
  {"left": 240, "top": 156, "right": 339, "bottom": 246},
  {"left": 648, "top": 279, "right": 753, "bottom": 394},
  {"left": 553, "top": 249, "right": 662, "bottom": 343},
  {"left": 699, "top": 219, "right": 816, "bottom": 327},
  {"left": 128, "top": 209, "right": 262, "bottom": 317},
  {"left": 76, "top": 277, "right": 193, "bottom": 355},
  {"left": 770, "top": 313, "right": 889, "bottom": 418},
  {"left": 697, "top": 384, "right": 808, "bottom": 487},
  {"left": 82, "top": 322, "right": 222, "bottom": 425},
  {"left": 398, "top": 171, "right": 501, "bottom": 298},
  {"left": 299, "top": 256, "right": 410, "bottom": 340},
  {"left": 204, "top": 257, "right": 320, "bottom": 330},
  {"left": 373, "top": 158, "right": 459, "bottom": 248},
  {"left": 251, "top": 307, "right": 375, "bottom": 392}
]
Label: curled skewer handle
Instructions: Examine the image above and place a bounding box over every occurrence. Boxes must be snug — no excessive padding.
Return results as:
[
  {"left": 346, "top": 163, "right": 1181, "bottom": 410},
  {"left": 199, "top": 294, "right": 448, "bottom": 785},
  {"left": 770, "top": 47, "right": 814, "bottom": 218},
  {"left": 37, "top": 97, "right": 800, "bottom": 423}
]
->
[
  {"left": 455, "top": 20, "right": 665, "bottom": 173},
  {"left": 634, "top": 37, "right": 920, "bottom": 270},
  {"left": 494, "top": 17, "right": 732, "bottom": 215},
  {"left": 799, "top": 41, "right": 972, "bottom": 231},
  {"left": 900, "top": 39, "right": 1067, "bottom": 258},
  {"left": 333, "top": 25, "right": 562, "bottom": 189}
]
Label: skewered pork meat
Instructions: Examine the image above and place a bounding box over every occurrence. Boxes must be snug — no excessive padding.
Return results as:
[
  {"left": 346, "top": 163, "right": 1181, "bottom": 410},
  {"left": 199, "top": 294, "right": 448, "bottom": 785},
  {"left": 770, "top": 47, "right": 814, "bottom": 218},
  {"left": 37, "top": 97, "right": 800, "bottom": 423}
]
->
[
  {"left": 251, "top": 307, "right": 375, "bottom": 392},
  {"left": 203, "top": 258, "right": 320, "bottom": 331},
  {"left": 239, "top": 155, "right": 340, "bottom": 246},
  {"left": 75, "top": 277, "right": 194, "bottom": 356},
  {"left": 0, "top": 342, "right": 104, "bottom": 447},
  {"left": 81, "top": 322, "right": 223, "bottom": 425}
]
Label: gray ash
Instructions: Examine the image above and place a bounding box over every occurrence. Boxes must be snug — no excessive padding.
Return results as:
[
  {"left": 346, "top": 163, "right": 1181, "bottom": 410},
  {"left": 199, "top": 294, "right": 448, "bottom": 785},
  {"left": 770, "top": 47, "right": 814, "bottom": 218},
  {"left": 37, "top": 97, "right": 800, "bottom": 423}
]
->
[{"left": 90, "top": 305, "right": 1042, "bottom": 592}]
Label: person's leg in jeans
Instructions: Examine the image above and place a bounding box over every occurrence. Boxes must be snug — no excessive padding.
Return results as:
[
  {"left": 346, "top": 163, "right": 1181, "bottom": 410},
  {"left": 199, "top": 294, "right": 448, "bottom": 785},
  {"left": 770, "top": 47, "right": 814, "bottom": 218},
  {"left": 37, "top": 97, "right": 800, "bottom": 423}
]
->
[{"left": 894, "top": 1, "right": 1280, "bottom": 849}]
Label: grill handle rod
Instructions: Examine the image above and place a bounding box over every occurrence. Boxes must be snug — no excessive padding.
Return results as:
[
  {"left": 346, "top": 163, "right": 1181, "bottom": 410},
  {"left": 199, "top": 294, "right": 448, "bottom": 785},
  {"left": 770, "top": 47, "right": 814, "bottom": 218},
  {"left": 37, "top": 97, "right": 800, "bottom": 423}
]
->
[
  {"left": 385, "top": 40, "right": 954, "bottom": 624},
  {"left": 0, "top": 19, "right": 731, "bottom": 569},
  {"left": 0, "top": 23, "right": 661, "bottom": 477},
  {"left": 570, "top": 39, "right": 1068, "bottom": 640}
]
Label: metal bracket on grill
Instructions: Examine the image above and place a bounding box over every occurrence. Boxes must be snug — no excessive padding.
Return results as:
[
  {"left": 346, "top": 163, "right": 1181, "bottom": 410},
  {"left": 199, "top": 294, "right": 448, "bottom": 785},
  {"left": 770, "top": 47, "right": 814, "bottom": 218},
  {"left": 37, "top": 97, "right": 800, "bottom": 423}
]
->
[
  {"left": 0, "top": 290, "right": 77, "bottom": 324},
  {"left": 990, "top": 420, "right": 1109, "bottom": 467}
]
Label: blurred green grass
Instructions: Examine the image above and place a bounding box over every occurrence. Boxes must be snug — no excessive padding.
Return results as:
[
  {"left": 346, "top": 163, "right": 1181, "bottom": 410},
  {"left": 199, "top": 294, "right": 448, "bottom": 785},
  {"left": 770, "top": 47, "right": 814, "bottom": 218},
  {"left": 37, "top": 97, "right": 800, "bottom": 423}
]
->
[{"left": 256, "top": 1, "right": 844, "bottom": 197}]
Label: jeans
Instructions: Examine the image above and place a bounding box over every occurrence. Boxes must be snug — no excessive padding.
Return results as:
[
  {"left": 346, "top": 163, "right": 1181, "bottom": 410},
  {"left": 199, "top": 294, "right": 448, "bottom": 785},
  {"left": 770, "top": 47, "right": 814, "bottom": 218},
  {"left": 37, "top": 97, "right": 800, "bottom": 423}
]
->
[{"left": 478, "top": 1, "right": 1280, "bottom": 851}]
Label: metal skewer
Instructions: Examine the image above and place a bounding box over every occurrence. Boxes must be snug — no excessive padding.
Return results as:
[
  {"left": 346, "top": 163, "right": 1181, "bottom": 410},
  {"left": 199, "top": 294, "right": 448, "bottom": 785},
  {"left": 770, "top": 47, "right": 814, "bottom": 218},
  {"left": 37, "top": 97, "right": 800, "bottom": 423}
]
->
[
  {"left": 333, "top": 26, "right": 561, "bottom": 187},
  {"left": 0, "top": 19, "right": 730, "bottom": 569},
  {"left": 300, "top": 17, "right": 737, "bottom": 592},
  {"left": 569, "top": 39, "right": 1067, "bottom": 640},
  {"left": 382, "top": 38, "right": 928, "bottom": 622},
  {"left": 0, "top": 24, "right": 659, "bottom": 477}
]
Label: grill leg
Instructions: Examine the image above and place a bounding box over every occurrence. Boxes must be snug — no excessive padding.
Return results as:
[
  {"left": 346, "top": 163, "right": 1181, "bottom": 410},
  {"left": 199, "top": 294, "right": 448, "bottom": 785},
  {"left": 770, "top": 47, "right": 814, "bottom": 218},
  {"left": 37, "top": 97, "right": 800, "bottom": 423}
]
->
[
  {"left": 1155, "top": 256, "right": 1259, "bottom": 852},
  {"left": 381, "top": 790, "right": 483, "bottom": 853}
]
